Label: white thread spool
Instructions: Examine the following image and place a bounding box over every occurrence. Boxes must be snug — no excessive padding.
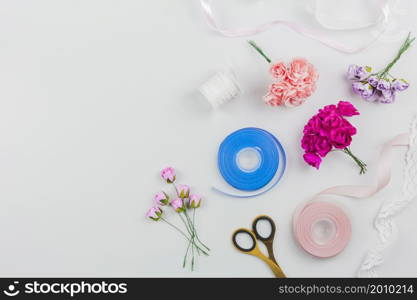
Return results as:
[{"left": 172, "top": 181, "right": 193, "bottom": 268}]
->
[{"left": 199, "top": 70, "right": 241, "bottom": 109}]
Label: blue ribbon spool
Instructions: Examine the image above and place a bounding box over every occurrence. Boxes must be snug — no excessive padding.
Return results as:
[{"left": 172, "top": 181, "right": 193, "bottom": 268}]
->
[{"left": 215, "top": 127, "right": 286, "bottom": 198}]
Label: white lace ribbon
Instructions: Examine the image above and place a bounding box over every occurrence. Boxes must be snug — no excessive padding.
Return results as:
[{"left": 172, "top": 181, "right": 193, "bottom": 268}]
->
[{"left": 358, "top": 116, "right": 417, "bottom": 277}]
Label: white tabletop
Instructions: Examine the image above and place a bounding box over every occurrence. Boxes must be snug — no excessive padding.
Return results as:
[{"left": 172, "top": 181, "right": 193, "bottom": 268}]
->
[{"left": 0, "top": 0, "right": 416, "bottom": 277}]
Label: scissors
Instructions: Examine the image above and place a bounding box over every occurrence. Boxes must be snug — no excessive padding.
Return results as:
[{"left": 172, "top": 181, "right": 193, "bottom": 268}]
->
[{"left": 232, "top": 215, "right": 286, "bottom": 278}]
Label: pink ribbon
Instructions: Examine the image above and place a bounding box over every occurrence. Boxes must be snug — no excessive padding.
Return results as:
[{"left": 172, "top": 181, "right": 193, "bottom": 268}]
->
[
  {"left": 314, "top": 133, "right": 409, "bottom": 200},
  {"left": 293, "top": 201, "right": 351, "bottom": 258},
  {"left": 200, "top": 0, "right": 390, "bottom": 54},
  {"left": 293, "top": 133, "right": 409, "bottom": 257}
]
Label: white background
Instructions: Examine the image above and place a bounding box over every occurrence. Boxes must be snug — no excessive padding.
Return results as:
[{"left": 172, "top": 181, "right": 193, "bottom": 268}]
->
[{"left": 0, "top": 0, "right": 416, "bottom": 277}]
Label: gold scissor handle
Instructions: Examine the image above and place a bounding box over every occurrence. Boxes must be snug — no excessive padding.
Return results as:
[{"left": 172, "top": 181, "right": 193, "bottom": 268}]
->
[{"left": 231, "top": 228, "right": 286, "bottom": 278}]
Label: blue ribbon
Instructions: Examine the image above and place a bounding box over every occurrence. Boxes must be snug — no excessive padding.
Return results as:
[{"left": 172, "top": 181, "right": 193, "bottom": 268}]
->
[{"left": 214, "top": 127, "right": 286, "bottom": 198}]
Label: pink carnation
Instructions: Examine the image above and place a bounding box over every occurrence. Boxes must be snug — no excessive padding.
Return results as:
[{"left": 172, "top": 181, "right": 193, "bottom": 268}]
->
[
  {"left": 287, "top": 58, "right": 319, "bottom": 86},
  {"left": 269, "top": 62, "right": 287, "bottom": 81},
  {"left": 263, "top": 58, "right": 318, "bottom": 108}
]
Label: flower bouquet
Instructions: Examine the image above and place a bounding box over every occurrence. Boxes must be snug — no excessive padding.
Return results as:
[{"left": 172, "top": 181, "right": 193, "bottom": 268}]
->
[
  {"left": 146, "top": 167, "right": 210, "bottom": 270},
  {"left": 301, "top": 101, "right": 367, "bottom": 174},
  {"left": 249, "top": 40, "right": 318, "bottom": 107}
]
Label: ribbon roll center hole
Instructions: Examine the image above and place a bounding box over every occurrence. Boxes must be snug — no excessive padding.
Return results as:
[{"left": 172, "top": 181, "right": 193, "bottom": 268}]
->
[
  {"left": 236, "top": 148, "right": 261, "bottom": 172},
  {"left": 311, "top": 219, "right": 337, "bottom": 245}
]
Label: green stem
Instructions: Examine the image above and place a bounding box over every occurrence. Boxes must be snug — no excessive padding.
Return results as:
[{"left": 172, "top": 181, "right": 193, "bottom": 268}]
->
[
  {"left": 183, "top": 239, "right": 192, "bottom": 268},
  {"left": 178, "top": 212, "right": 193, "bottom": 236},
  {"left": 379, "top": 32, "right": 415, "bottom": 78},
  {"left": 248, "top": 40, "right": 272, "bottom": 64},
  {"left": 191, "top": 238, "right": 195, "bottom": 271},
  {"left": 162, "top": 217, "right": 208, "bottom": 255},
  {"left": 342, "top": 147, "right": 367, "bottom": 175}
]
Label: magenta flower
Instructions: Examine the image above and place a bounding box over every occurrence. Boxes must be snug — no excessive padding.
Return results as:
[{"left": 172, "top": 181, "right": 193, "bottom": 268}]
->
[
  {"left": 329, "top": 128, "right": 353, "bottom": 149},
  {"left": 146, "top": 206, "right": 163, "bottom": 221},
  {"left": 176, "top": 184, "right": 190, "bottom": 199},
  {"left": 315, "top": 137, "right": 332, "bottom": 157},
  {"left": 161, "top": 167, "right": 176, "bottom": 183},
  {"left": 171, "top": 198, "right": 185, "bottom": 213},
  {"left": 301, "top": 101, "right": 366, "bottom": 174},
  {"left": 189, "top": 194, "right": 202, "bottom": 209},
  {"left": 337, "top": 101, "right": 359, "bottom": 117},
  {"left": 154, "top": 192, "right": 169, "bottom": 206}
]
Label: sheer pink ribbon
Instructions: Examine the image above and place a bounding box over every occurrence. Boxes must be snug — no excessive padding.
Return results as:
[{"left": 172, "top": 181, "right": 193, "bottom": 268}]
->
[
  {"left": 200, "top": 0, "right": 390, "bottom": 54},
  {"left": 313, "top": 133, "right": 409, "bottom": 201},
  {"left": 293, "top": 133, "right": 409, "bottom": 258}
]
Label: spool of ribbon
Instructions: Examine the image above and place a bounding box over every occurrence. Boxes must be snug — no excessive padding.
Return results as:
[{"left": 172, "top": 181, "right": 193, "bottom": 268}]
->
[
  {"left": 292, "top": 116, "right": 417, "bottom": 276},
  {"left": 293, "top": 201, "right": 352, "bottom": 258},
  {"left": 213, "top": 127, "right": 286, "bottom": 198},
  {"left": 200, "top": 0, "right": 391, "bottom": 54},
  {"left": 199, "top": 70, "right": 241, "bottom": 108}
]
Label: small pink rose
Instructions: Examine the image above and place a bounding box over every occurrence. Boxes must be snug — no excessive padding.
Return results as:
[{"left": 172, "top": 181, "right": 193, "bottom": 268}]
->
[
  {"left": 160, "top": 167, "right": 175, "bottom": 183},
  {"left": 176, "top": 184, "right": 190, "bottom": 199},
  {"left": 146, "top": 206, "right": 163, "bottom": 221},
  {"left": 154, "top": 191, "right": 169, "bottom": 206},
  {"left": 269, "top": 61, "right": 287, "bottom": 81},
  {"left": 189, "top": 194, "right": 202, "bottom": 209},
  {"left": 171, "top": 197, "right": 185, "bottom": 213},
  {"left": 303, "top": 153, "right": 322, "bottom": 169}
]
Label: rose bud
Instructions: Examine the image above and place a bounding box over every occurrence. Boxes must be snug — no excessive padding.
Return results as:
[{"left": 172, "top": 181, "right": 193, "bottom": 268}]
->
[
  {"left": 146, "top": 206, "right": 163, "bottom": 221},
  {"left": 189, "top": 194, "right": 202, "bottom": 209},
  {"left": 160, "top": 167, "right": 176, "bottom": 183},
  {"left": 171, "top": 198, "right": 185, "bottom": 213},
  {"left": 176, "top": 184, "right": 190, "bottom": 199},
  {"left": 392, "top": 79, "right": 409, "bottom": 92},
  {"left": 154, "top": 192, "right": 169, "bottom": 206}
]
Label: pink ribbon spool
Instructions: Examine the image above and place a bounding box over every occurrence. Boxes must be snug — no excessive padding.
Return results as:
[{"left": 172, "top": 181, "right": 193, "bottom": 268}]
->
[{"left": 293, "top": 201, "right": 351, "bottom": 258}]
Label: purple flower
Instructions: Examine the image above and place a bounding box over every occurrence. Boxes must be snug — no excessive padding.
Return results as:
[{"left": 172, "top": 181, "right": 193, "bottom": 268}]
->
[
  {"left": 347, "top": 65, "right": 370, "bottom": 81},
  {"left": 367, "top": 75, "right": 379, "bottom": 87},
  {"left": 376, "top": 78, "right": 391, "bottom": 91},
  {"left": 379, "top": 89, "right": 396, "bottom": 104},
  {"left": 352, "top": 81, "right": 378, "bottom": 102},
  {"left": 392, "top": 79, "right": 409, "bottom": 91},
  {"left": 146, "top": 206, "right": 163, "bottom": 221}
]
